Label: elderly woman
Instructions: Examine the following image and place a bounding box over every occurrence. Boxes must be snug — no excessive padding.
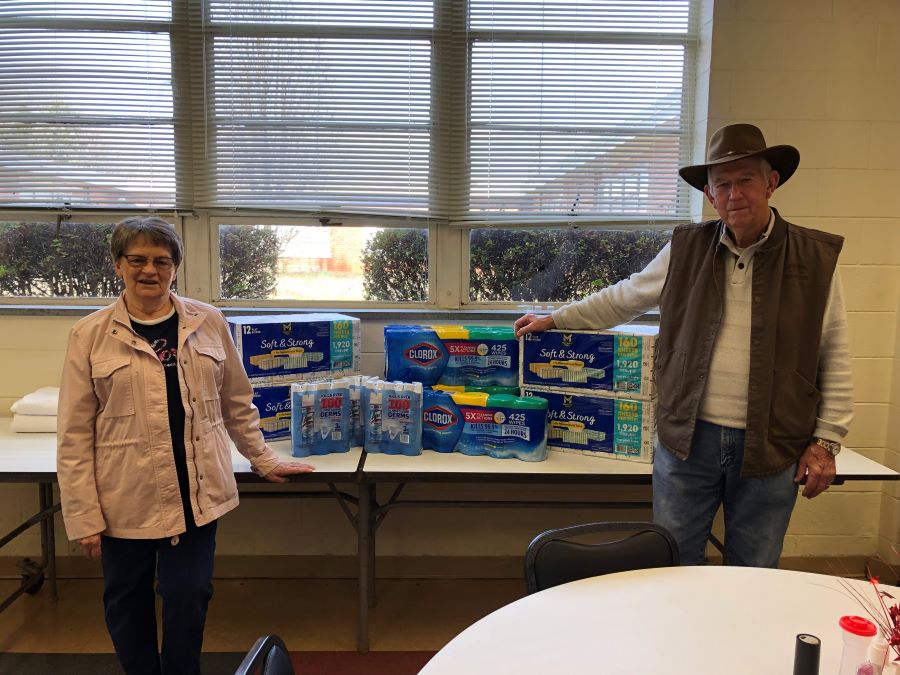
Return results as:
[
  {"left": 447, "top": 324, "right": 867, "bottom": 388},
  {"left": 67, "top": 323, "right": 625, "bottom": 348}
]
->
[{"left": 57, "top": 216, "right": 313, "bottom": 675}]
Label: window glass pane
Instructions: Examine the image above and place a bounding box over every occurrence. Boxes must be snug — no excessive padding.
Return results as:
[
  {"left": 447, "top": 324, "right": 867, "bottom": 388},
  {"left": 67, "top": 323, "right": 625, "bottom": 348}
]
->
[
  {"left": 469, "top": 0, "right": 690, "bottom": 34},
  {"left": 219, "top": 224, "right": 428, "bottom": 302},
  {"left": 207, "top": 37, "right": 431, "bottom": 211},
  {"left": 468, "top": 228, "right": 669, "bottom": 303},
  {"left": 0, "top": 221, "right": 119, "bottom": 297},
  {"left": 468, "top": 42, "right": 687, "bottom": 219},
  {"left": 0, "top": 30, "right": 175, "bottom": 208},
  {"left": 0, "top": 1, "right": 172, "bottom": 21},
  {"left": 207, "top": 1, "right": 433, "bottom": 27}
]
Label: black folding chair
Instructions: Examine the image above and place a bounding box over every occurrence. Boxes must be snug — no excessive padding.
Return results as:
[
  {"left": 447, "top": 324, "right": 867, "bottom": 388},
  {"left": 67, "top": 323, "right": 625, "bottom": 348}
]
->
[
  {"left": 234, "top": 634, "right": 295, "bottom": 675},
  {"left": 524, "top": 521, "right": 680, "bottom": 594}
]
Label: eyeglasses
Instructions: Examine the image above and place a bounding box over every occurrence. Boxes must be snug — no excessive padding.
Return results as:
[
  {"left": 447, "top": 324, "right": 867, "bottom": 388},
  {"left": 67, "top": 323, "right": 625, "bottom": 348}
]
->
[{"left": 122, "top": 255, "right": 176, "bottom": 271}]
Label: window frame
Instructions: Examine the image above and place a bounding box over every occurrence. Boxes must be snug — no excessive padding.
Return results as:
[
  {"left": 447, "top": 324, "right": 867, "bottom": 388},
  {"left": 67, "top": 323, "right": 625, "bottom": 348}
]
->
[{"left": 0, "top": 0, "right": 700, "bottom": 311}]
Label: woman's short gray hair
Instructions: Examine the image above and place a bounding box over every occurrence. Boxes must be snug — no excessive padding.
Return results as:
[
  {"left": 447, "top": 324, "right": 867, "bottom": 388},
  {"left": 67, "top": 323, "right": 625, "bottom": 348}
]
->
[{"left": 110, "top": 216, "right": 184, "bottom": 267}]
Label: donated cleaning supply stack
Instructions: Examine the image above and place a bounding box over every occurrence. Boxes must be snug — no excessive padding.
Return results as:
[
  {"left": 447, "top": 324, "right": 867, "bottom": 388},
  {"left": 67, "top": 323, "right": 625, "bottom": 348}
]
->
[
  {"left": 228, "top": 313, "right": 360, "bottom": 384},
  {"left": 384, "top": 325, "right": 518, "bottom": 387},
  {"left": 520, "top": 325, "right": 658, "bottom": 463},
  {"left": 363, "top": 380, "right": 424, "bottom": 456},
  {"left": 422, "top": 389, "right": 549, "bottom": 462}
]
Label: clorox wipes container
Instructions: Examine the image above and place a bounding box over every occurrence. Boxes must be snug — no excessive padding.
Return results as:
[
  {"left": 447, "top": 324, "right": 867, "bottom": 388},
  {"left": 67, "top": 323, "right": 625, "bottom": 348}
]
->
[
  {"left": 422, "top": 389, "right": 548, "bottom": 461},
  {"left": 384, "top": 325, "right": 518, "bottom": 387}
]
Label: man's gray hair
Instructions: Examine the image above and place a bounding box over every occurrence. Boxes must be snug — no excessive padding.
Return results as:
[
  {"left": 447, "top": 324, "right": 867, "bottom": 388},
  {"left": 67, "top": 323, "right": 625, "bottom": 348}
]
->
[
  {"left": 707, "top": 156, "right": 774, "bottom": 186},
  {"left": 110, "top": 216, "right": 183, "bottom": 267}
]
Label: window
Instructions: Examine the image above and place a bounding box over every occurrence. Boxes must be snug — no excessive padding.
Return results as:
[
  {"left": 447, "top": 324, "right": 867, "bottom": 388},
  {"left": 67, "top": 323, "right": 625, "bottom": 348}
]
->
[
  {"left": 0, "top": 2, "right": 176, "bottom": 209},
  {"left": 217, "top": 222, "right": 429, "bottom": 302},
  {"left": 0, "top": 1, "right": 697, "bottom": 307}
]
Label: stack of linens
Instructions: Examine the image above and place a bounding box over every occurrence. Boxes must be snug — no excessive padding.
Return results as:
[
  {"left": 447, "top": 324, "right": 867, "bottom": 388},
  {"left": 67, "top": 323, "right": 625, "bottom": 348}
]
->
[{"left": 9, "top": 387, "right": 59, "bottom": 432}]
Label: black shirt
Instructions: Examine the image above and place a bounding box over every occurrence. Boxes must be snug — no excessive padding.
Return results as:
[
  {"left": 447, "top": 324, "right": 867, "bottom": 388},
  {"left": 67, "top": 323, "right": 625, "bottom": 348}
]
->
[{"left": 130, "top": 310, "right": 195, "bottom": 529}]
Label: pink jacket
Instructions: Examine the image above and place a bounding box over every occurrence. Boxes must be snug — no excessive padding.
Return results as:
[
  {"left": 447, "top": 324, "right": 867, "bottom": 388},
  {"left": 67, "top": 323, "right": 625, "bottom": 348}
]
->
[{"left": 57, "top": 293, "right": 282, "bottom": 541}]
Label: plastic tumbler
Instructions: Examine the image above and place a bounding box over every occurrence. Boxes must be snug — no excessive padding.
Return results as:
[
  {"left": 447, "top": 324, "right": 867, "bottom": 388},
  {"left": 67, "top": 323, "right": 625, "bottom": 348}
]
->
[{"left": 838, "top": 615, "right": 877, "bottom": 675}]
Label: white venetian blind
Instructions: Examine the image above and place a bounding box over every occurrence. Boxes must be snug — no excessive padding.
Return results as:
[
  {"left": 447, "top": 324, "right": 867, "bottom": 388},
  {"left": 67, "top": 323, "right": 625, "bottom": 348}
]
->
[
  {"left": 198, "top": 1, "right": 436, "bottom": 215},
  {"left": 458, "top": 0, "right": 696, "bottom": 225},
  {"left": 0, "top": 1, "right": 176, "bottom": 209}
]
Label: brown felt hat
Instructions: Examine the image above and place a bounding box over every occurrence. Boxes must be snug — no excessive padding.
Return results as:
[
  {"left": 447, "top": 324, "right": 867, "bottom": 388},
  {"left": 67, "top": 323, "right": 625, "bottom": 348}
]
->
[{"left": 679, "top": 123, "right": 800, "bottom": 191}]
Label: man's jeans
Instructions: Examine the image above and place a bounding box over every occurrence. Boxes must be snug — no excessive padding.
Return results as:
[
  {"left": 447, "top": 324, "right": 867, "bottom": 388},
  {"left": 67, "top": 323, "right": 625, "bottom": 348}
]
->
[{"left": 652, "top": 420, "right": 798, "bottom": 568}]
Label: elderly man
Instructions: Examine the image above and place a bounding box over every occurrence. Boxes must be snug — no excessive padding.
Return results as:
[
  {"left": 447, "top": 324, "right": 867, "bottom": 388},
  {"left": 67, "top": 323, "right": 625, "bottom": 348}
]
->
[{"left": 514, "top": 124, "right": 853, "bottom": 567}]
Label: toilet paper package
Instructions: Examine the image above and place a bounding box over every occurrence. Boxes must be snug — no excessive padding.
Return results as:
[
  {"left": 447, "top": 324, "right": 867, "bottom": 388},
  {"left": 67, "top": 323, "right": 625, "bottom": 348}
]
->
[
  {"left": 523, "top": 387, "right": 655, "bottom": 463},
  {"left": 252, "top": 384, "right": 292, "bottom": 441},
  {"left": 229, "top": 313, "right": 360, "bottom": 384},
  {"left": 385, "top": 325, "right": 518, "bottom": 387},
  {"left": 422, "top": 389, "right": 548, "bottom": 462},
  {"left": 520, "top": 325, "right": 657, "bottom": 398}
]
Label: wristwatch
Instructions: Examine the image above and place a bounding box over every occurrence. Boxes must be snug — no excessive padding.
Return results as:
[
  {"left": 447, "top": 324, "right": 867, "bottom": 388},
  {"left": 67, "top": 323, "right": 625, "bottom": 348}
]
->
[{"left": 813, "top": 437, "right": 841, "bottom": 456}]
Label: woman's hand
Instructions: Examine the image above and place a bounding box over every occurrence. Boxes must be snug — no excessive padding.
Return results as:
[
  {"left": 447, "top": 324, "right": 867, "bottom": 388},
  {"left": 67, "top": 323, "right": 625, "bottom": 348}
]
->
[
  {"left": 79, "top": 534, "right": 102, "bottom": 561},
  {"left": 263, "top": 461, "right": 316, "bottom": 483}
]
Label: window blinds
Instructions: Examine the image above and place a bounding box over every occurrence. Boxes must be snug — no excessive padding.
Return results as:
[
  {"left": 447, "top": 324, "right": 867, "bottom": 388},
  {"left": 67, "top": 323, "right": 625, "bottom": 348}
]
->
[
  {"left": 0, "top": 1, "right": 697, "bottom": 223},
  {"left": 0, "top": 2, "right": 176, "bottom": 209}
]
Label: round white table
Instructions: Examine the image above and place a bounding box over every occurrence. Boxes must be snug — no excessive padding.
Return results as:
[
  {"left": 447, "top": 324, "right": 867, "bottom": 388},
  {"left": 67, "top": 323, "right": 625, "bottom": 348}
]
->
[{"left": 420, "top": 566, "right": 897, "bottom": 674}]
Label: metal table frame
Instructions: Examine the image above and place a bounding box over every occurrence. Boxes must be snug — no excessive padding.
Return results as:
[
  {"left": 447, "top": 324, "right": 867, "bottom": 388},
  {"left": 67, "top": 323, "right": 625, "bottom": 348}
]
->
[{"left": 1, "top": 424, "right": 897, "bottom": 654}]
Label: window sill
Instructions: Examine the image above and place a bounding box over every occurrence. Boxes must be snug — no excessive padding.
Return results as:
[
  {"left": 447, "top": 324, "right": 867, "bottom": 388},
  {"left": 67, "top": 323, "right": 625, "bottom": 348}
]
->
[{"left": 0, "top": 303, "right": 660, "bottom": 324}]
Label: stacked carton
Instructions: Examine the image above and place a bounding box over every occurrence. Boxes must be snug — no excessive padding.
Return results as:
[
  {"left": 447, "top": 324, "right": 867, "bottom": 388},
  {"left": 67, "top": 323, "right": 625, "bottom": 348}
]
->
[
  {"left": 227, "top": 313, "right": 361, "bottom": 441},
  {"left": 520, "top": 325, "right": 657, "bottom": 463}
]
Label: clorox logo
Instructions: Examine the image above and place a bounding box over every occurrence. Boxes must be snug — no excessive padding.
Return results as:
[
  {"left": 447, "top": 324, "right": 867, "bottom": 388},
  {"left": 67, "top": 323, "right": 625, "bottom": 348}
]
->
[
  {"left": 404, "top": 342, "right": 442, "bottom": 366},
  {"left": 424, "top": 406, "right": 457, "bottom": 430}
]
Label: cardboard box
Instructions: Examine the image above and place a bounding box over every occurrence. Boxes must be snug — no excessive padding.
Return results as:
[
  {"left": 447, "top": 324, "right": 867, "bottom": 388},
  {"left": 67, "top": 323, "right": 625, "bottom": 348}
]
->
[
  {"left": 228, "top": 313, "right": 360, "bottom": 384},
  {"left": 519, "top": 324, "right": 657, "bottom": 398},
  {"left": 523, "top": 387, "right": 655, "bottom": 463}
]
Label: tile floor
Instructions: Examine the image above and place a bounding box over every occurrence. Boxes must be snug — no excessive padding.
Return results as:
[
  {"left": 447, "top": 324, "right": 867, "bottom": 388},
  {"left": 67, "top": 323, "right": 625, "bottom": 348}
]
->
[{"left": 0, "top": 576, "right": 523, "bottom": 655}]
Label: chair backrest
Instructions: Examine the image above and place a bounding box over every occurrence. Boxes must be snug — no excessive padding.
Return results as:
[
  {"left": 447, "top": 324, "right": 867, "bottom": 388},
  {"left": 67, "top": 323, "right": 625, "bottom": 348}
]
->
[
  {"left": 234, "top": 634, "right": 295, "bottom": 675},
  {"left": 524, "top": 522, "right": 680, "bottom": 594}
]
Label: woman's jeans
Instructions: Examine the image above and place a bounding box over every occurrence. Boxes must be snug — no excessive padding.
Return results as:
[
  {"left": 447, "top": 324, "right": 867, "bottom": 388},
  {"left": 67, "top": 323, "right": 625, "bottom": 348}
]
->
[
  {"left": 652, "top": 420, "right": 798, "bottom": 568},
  {"left": 101, "top": 520, "right": 217, "bottom": 675}
]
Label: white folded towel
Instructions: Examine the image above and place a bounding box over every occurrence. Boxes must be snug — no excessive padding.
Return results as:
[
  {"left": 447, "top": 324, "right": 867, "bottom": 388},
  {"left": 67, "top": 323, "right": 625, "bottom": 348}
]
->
[
  {"left": 10, "top": 413, "right": 57, "bottom": 433},
  {"left": 10, "top": 386, "right": 60, "bottom": 416}
]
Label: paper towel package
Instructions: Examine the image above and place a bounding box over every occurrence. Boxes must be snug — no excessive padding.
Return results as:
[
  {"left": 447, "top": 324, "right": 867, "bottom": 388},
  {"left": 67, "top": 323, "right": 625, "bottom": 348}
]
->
[
  {"left": 519, "top": 325, "right": 657, "bottom": 398},
  {"left": 228, "top": 313, "right": 360, "bottom": 384},
  {"left": 252, "top": 384, "right": 292, "bottom": 441},
  {"left": 384, "top": 325, "right": 518, "bottom": 387},
  {"left": 523, "top": 387, "right": 655, "bottom": 463}
]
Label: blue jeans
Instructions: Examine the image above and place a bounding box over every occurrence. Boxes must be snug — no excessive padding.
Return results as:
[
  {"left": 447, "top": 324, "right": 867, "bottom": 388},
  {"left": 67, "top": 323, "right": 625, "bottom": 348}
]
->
[
  {"left": 652, "top": 420, "right": 798, "bottom": 568},
  {"left": 101, "top": 520, "right": 217, "bottom": 675}
]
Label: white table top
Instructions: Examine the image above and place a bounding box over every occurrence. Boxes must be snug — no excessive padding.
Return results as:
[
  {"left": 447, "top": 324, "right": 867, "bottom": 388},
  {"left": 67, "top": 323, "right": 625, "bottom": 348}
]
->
[
  {"left": 2, "top": 418, "right": 896, "bottom": 483},
  {"left": 363, "top": 448, "right": 653, "bottom": 479},
  {"left": 0, "top": 419, "right": 362, "bottom": 478},
  {"left": 421, "top": 566, "right": 899, "bottom": 675},
  {"left": 362, "top": 445, "right": 898, "bottom": 481}
]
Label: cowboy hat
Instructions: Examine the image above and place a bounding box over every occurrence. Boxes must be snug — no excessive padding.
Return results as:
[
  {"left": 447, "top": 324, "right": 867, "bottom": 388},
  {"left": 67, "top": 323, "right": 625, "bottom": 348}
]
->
[{"left": 678, "top": 123, "right": 800, "bottom": 191}]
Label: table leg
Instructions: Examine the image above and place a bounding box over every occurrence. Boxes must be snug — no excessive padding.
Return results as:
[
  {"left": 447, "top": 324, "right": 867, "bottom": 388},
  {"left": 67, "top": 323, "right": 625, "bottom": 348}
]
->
[
  {"left": 357, "top": 481, "right": 372, "bottom": 653},
  {"left": 40, "top": 482, "right": 57, "bottom": 601}
]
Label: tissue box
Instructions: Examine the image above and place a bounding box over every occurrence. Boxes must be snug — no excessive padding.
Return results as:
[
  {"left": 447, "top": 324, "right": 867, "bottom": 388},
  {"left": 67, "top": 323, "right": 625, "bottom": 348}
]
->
[
  {"left": 228, "top": 313, "right": 360, "bottom": 383},
  {"left": 520, "top": 325, "right": 657, "bottom": 398},
  {"left": 523, "top": 387, "right": 655, "bottom": 463}
]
